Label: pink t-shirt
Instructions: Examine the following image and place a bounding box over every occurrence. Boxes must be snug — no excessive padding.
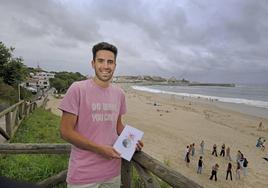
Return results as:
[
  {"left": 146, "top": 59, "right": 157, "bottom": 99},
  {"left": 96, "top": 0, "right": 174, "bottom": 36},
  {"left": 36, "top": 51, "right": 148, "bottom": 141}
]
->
[{"left": 58, "top": 79, "right": 127, "bottom": 184}]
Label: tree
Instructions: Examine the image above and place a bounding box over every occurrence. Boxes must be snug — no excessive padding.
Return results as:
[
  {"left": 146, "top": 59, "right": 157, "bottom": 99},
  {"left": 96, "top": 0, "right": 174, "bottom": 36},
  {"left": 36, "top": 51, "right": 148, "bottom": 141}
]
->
[
  {"left": 0, "top": 41, "right": 27, "bottom": 86},
  {"left": 49, "top": 71, "right": 86, "bottom": 93},
  {"left": 49, "top": 78, "right": 67, "bottom": 93},
  {"left": 0, "top": 42, "right": 12, "bottom": 77},
  {"left": 2, "top": 57, "right": 27, "bottom": 86}
]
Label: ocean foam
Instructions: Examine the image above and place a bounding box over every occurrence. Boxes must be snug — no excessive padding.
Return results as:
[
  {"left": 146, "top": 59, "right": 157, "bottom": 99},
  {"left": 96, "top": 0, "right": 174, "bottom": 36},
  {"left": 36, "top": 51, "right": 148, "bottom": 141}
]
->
[{"left": 132, "top": 86, "right": 268, "bottom": 109}]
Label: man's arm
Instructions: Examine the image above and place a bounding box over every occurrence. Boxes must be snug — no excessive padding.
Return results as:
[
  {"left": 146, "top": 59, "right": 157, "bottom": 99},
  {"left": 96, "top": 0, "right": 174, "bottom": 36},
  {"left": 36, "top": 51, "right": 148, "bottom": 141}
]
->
[
  {"left": 60, "top": 111, "right": 120, "bottom": 159},
  {"left": 116, "top": 115, "right": 125, "bottom": 135}
]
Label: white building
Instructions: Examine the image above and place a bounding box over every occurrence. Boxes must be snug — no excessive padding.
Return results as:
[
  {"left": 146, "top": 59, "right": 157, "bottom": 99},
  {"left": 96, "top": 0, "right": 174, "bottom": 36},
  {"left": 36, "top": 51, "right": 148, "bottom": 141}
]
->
[{"left": 26, "top": 72, "right": 55, "bottom": 90}]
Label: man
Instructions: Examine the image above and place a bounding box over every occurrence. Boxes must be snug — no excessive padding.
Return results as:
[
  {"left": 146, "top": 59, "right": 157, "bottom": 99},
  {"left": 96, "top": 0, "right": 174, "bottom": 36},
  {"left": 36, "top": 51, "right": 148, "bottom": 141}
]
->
[
  {"left": 209, "top": 163, "right": 219, "bottom": 181},
  {"left": 59, "top": 42, "right": 143, "bottom": 188},
  {"left": 196, "top": 156, "right": 203, "bottom": 174}
]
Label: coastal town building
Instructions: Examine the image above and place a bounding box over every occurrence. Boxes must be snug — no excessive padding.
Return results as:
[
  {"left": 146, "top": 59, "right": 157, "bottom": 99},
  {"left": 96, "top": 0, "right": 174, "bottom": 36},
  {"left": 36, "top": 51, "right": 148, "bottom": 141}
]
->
[{"left": 25, "top": 71, "right": 55, "bottom": 91}]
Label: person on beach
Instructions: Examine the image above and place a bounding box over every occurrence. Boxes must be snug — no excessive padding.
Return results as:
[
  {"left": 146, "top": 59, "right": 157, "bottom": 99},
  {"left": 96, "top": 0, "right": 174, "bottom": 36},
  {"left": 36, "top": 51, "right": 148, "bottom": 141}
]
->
[
  {"left": 258, "top": 121, "right": 263, "bottom": 131},
  {"left": 200, "top": 140, "right": 205, "bottom": 154},
  {"left": 212, "top": 144, "right": 218, "bottom": 157},
  {"left": 220, "top": 143, "right": 226, "bottom": 157},
  {"left": 59, "top": 42, "right": 143, "bottom": 188},
  {"left": 191, "top": 143, "right": 195, "bottom": 156},
  {"left": 236, "top": 162, "right": 241, "bottom": 180},
  {"left": 189, "top": 144, "right": 193, "bottom": 155},
  {"left": 256, "top": 137, "right": 263, "bottom": 148},
  {"left": 226, "top": 146, "right": 232, "bottom": 161},
  {"left": 243, "top": 157, "right": 248, "bottom": 176},
  {"left": 261, "top": 140, "right": 266, "bottom": 151},
  {"left": 185, "top": 145, "right": 190, "bottom": 167},
  {"left": 236, "top": 150, "right": 242, "bottom": 162},
  {"left": 185, "top": 145, "right": 190, "bottom": 154},
  {"left": 226, "top": 162, "right": 233, "bottom": 180},
  {"left": 197, "top": 156, "right": 203, "bottom": 174},
  {"left": 209, "top": 163, "right": 219, "bottom": 181}
]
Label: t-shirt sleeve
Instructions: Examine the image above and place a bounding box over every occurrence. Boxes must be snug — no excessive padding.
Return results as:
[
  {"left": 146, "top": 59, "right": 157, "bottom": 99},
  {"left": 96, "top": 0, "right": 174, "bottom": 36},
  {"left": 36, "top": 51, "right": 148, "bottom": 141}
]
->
[
  {"left": 58, "top": 83, "right": 80, "bottom": 116},
  {"left": 119, "top": 91, "right": 127, "bottom": 115}
]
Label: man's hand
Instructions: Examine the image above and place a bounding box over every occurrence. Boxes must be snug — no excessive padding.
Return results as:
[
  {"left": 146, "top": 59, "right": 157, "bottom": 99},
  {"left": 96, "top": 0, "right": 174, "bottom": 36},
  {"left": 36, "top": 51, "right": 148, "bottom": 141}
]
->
[
  {"left": 99, "top": 145, "right": 121, "bottom": 159},
  {"left": 136, "top": 140, "right": 144, "bottom": 151}
]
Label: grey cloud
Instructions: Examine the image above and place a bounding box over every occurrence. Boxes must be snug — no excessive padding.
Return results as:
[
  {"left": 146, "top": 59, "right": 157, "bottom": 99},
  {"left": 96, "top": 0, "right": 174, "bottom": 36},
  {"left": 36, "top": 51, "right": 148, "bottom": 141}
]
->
[
  {"left": 1, "top": 0, "right": 100, "bottom": 45},
  {"left": 0, "top": 0, "right": 268, "bottom": 84}
]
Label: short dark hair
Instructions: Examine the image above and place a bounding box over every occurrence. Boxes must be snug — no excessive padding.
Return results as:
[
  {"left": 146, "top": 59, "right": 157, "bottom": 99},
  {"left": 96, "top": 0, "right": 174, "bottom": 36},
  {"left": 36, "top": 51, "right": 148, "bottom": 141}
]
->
[{"left": 92, "top": 42, "right": 118, "bottom": 61}]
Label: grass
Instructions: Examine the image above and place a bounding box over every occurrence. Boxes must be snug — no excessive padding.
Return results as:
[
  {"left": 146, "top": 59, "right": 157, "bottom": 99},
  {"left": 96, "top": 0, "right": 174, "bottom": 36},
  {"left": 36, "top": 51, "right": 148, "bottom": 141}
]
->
[{"left": 0, "top": 108, "right": 68, "bottom": 187}]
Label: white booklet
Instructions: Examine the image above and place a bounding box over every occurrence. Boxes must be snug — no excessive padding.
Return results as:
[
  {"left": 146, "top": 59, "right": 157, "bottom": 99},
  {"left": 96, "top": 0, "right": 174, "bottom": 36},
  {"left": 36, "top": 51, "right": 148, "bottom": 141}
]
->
[{"left": 113, "top": 125, "right": 144, "bottom": 161}]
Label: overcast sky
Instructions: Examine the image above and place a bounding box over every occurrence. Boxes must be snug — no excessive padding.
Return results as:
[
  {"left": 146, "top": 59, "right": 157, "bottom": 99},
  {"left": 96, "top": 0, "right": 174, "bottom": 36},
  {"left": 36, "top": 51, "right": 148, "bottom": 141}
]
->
[{"left": 1, "top": 0, "right": 268, "bottom": 84}]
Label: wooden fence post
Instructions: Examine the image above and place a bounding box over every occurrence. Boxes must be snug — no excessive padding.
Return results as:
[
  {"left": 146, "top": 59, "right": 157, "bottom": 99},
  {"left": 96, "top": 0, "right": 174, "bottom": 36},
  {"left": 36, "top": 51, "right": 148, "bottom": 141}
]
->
[
  {"left": 24, "top": 102, "right": 29, "bottom": 117},
  {"left": 18, "top": 102, "right": 23, "bottom": 119},
  {"left": 5, "top": 112, "right": 12, "bottom": 137},
  {"left": 13, "top": 107, "right": 19, "bottom": 126},
  {"left": 30, "top": 103, "right": 34, "bottom": 113},
  {"left": 121, "top": 160, "right": 133, "bottom": 188}
]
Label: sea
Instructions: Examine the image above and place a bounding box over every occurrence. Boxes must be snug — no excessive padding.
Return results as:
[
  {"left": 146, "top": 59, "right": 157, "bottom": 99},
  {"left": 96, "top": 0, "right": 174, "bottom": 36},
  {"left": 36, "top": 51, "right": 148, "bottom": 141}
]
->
[{"left": 132, "top": 84, "right": 268, "bottom": 119}]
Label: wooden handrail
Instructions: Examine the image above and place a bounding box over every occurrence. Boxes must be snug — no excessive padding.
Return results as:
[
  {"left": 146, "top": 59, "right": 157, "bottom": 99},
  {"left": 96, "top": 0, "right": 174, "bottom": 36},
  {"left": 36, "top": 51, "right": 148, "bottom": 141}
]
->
[
  {"left": 0, "top": 100, "right": 24, "bottom": 118},
  {"left": 133, "top": 151, "right": 203, "bottom": 188},
  {"left": 0, "top": 98, "right": 42, "bottom": 140},
  {"left": 0, "top": 143, "right": 203, "bottom": 188},
  {"left": 0, "top": 143, "right": 70, "bottom": 154}
]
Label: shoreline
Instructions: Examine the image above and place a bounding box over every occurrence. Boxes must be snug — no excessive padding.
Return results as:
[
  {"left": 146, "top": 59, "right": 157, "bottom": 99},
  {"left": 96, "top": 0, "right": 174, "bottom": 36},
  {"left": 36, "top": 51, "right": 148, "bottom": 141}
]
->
[
  {"left": 46, "top": 83, "right": 268, "bottom": 188},
  {"left": 131, "top": 85, "right": 268, "bottom": 119}
]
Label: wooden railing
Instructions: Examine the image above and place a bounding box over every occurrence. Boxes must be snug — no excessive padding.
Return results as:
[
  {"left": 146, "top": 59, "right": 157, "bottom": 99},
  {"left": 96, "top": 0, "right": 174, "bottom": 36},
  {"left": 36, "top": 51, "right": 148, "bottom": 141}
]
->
[
  {"left": 0, "top": 96, "right": 48, "bottom": 141},
  {"left": 0, "top": 143, "right": 203, "bottom": 188}
]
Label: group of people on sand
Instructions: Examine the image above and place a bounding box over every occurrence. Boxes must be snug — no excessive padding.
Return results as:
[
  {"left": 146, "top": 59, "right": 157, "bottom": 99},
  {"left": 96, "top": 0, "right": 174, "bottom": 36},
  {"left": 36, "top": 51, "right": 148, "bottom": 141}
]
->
[
  {"left": 256, "top": 137, "right": 266, "bottom": 151},
  {"left": 184, "top": 143, "right": 196, "bottom": 167},
  {"left": 209, "top": 145, "right": 249, "bottom": 181},
  {"left": 211, "top": 143, "right": 231, "bottom": 160},
  {"left": 184, "top": 141, "right": 249, "bottom": 182}
]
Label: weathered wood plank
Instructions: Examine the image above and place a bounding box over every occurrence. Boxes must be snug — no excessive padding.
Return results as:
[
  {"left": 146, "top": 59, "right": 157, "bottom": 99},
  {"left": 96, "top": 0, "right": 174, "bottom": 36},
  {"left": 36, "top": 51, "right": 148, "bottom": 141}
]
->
[
  {"left": 0, "top": 143, "right": 71, "bottom": 154},
  {"left": 18, "top": 102, "right": 24, "bottom": 119},
  {"left": 43, "top": 95, "right": 49, "bottom": 107},
  {"left": 121, "top": 160, "right": 133, "bottom": 188},
  {"left": 0, "top": 127, "right": 10, "bottom": 140},
  {"left": 133, "top": 151, "right": 203, "bottom": 188},
  {"left": 0, "top": 100, "right": 24, "bottom": 118},
  {"left": 133, "top": 161, "right": 161, "bottom": 188},
  {"left": 5, "top": 112, "right": 12, "bottom": 137},
  {"left": 23, "top": 102, "right": 27, "bottom": 116},
  {"left": 29, "top": 103, "right": 33, "bottom": 113},
  {"left": 11, "top": 106, "right": 19, "bottom": 127},
  {"left": 37, "top": 170, "right": 67, "bottom": 188}
]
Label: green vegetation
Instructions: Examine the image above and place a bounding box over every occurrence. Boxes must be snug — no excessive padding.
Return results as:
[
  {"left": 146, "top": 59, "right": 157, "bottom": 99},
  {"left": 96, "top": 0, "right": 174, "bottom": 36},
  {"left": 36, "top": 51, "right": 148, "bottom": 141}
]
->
[
  {"left": 50, "top": 71, "right": 87, "bottom": 93},
  {"left": 0, "top": 79, "right": 17, "bottom": 106},
  {"left": 0, "top": 41, "right": 33, "bottom": 105},
  {"left": 0, "top": 108, "right": 68, "bottom": 187},
  {"left": 0, "top": 42, "right": 28, "bottom": 87}
]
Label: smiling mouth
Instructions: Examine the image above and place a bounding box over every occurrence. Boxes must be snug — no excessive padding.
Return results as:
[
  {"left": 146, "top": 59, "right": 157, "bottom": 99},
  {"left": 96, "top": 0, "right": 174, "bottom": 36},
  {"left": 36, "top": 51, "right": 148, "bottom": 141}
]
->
[{"left": 101, "top": 72, "right": 110, "bottom": 75}]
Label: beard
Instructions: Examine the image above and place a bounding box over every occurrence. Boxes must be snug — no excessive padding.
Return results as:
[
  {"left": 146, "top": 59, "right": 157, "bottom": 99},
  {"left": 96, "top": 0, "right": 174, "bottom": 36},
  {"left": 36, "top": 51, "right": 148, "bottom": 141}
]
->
[{"left": 95, "top": 69, "right": 114, "bottom": 82}]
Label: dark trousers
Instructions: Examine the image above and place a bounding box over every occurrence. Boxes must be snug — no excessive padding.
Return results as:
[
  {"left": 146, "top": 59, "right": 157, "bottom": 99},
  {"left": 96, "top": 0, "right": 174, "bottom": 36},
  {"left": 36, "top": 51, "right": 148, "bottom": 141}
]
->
[
  {"left": 0, "top": 176, "right": 40, "bottom": 188},
  {"left": 209, "top": 170, "right": 217, "bottom": 181},
  {"left": 212, "top": 150, "right": 218, "bottom": 157},
  {"left": 226, "top": 170, "right": 232, "bottom": 180}
]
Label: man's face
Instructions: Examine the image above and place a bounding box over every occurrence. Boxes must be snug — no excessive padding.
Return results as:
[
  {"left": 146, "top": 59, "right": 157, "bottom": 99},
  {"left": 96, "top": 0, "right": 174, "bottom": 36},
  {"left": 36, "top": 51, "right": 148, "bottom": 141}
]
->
[{"left": 92, "top": 50, "right": 116, "bottom": 82}]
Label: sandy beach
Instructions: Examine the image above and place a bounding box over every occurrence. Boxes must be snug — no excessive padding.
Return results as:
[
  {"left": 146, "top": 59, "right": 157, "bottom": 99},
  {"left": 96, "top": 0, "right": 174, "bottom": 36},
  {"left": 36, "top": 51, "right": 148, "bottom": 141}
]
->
[{"left": 46, "top": 84, "right": 268, "bottom": 188}]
